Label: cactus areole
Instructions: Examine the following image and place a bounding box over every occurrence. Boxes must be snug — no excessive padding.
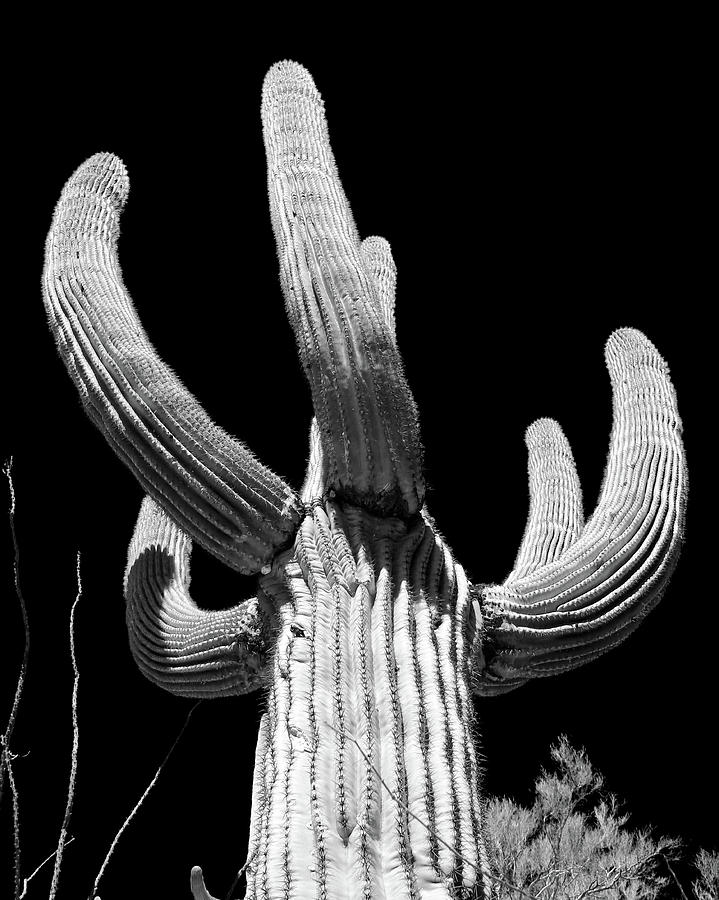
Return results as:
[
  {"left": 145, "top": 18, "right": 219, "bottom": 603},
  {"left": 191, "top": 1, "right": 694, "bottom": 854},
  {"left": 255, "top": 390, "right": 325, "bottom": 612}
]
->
[{"left": 42, "top": 62, "right": 686, "bottom": 900}]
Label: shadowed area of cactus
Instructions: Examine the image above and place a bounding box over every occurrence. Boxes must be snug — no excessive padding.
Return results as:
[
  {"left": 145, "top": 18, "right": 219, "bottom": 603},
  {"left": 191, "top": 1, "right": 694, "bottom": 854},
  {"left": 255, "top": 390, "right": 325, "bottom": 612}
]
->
[{"left": 41, "top": 60, "right": 686, "bottom": 900}]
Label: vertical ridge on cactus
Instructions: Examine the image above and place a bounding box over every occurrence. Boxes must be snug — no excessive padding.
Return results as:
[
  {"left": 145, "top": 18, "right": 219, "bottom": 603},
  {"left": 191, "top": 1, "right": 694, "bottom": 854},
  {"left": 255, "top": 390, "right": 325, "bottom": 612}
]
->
[{"left": 40, "top": 61, "right": 687, "bottom": 900}]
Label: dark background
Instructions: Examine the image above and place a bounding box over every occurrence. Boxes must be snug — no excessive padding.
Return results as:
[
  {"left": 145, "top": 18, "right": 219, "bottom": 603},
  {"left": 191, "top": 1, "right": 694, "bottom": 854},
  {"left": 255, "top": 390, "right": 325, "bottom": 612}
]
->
[{"left": 3, "top": 35, "right": 714, "bottom": 900}]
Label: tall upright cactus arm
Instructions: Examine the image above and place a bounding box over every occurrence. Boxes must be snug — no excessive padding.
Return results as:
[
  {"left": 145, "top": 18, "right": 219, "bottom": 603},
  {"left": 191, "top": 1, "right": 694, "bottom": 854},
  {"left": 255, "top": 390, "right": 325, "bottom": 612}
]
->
[
  {"left": 473, "top": 328, "right": 687, "bottom": 695},
  {"left": 41, "top": 154, "right": 302, "bottom": 575},
  {"left": 299, "top": 231, "right": 399, "bottom": 506},
  {"left": 262, "top": 61, "right": 424, "bottom": 518}
]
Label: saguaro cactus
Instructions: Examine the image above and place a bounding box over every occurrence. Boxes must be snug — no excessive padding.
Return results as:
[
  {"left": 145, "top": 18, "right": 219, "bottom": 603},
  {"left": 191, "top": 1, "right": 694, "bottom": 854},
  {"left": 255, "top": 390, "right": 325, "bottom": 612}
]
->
[{"left": 41, "top": 61, "right": 686, "bottom": 900}]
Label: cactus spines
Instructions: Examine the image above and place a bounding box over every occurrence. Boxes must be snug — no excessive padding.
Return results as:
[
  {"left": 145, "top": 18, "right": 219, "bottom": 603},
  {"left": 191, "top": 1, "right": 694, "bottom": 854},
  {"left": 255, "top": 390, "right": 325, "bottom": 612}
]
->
[{"left": 41, "top": 61, "right": 686, "bottom": 900}]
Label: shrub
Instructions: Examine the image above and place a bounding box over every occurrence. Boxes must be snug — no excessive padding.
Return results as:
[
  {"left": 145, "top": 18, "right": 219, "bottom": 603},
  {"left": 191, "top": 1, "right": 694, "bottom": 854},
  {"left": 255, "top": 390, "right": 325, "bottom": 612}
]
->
[{"left": 485, "top": 736, "right": 689, "bottom": 899}]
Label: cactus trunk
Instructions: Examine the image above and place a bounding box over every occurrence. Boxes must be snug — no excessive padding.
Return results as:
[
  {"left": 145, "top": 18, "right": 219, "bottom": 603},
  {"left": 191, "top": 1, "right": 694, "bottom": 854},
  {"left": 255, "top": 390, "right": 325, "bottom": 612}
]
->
[{"left": 244, "top": 502, "right": 490, "bottom": 900}]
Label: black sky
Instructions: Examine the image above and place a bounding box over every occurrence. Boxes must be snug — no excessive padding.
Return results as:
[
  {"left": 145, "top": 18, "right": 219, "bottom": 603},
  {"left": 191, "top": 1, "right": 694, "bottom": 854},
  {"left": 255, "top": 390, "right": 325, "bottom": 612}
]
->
[{"left": 3, "top": 36, "right": 714, "bottom": 900}]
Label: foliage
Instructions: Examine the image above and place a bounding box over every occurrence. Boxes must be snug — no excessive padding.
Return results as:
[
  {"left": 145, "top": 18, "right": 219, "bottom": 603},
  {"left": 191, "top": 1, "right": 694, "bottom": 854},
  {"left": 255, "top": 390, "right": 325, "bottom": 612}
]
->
[
  {"left": 485, "top": 736, "right": 688, "bottom": 899},
  {"left": 692, "top": 848, "right": 719, "bottom": 900}
]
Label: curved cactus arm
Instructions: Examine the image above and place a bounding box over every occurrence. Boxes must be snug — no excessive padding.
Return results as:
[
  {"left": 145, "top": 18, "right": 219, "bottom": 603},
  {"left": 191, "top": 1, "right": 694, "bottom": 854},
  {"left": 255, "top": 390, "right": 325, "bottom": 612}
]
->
[
  {"left": 474, "top": 328, "right": 687, "bottom": 695},
  {"left": 506, "top": 418, "right": 584, "bottom": 583},
  {"left": 124, "top": 496, "right": 284, "bottom": 698},
  {"left": 42, "top": 153, "right": 302, "bottom": 574},
  {"left": 262, "top": 61, "right": 424, "bottom": 517}
]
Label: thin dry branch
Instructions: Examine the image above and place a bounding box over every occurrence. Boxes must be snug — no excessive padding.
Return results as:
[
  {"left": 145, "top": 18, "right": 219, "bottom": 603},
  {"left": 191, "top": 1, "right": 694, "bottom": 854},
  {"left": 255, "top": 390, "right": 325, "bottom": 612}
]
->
[
  {"left": 19, "top": 836, "right": 76, "bottom": 898},
  {"left": 2, "top": 459, "right": 29, "bottom": 900},
  {"left": 223, "top": 849, "right": 256, "bottom": 900},
  {"left": 49, "top": 552, "right": 82, "bottom": 898},
  {"left": 91, "top": 700, "right": 202, "bottom": 898},
  {"left": 663, "top": 853, "right": 690, "bottom": 900},
  {"left": 3, "top": 750, "right": 22, "bottom": 899}
]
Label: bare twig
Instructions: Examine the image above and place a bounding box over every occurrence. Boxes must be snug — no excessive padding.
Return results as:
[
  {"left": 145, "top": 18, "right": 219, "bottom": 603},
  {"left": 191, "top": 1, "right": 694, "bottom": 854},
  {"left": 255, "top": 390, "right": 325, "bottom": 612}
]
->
[
  {"left": 19, "top": 836, "right": 76, "bottom": 898},
  {"left": 503, "top": 883, "right": 539, "bottom": 898},
  {"left": 2, "top": 459, "right": 29, "bottom": 900},
  {"left": 91, "top": 701, "right": 202, "bottom": 898},
  {"left": 663, "top": 853, "right": 690, "bottom": 900},
  {"left": 575, "top": 868, "right": 622, "bottom": 899},
  {"left": 3, "top": 749, "right": 22, "bottom": 899},
  {"left": 224, "top": 849, "right": 256, "bottom": 900},
  {"left": 49, "top": 552, "right": 82, "bottom": 898}
]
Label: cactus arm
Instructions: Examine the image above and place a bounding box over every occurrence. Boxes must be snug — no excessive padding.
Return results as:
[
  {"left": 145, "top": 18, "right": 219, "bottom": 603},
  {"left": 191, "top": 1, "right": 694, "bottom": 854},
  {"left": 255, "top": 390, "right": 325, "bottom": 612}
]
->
[
  {"left": 42, "top": 154, "right": 302, "bottom": 574},
  {"left": 474, "top": 328, "right": 686, "bottom": 695},
  {"left": 262, "top": 61, "right": 424, "bottom": 517},
  {"left": 190, "top": 867, "right": 219, "bottom": 900},
  {"left": 124, "top": 496, "right": 286, "bottom": 698}
]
